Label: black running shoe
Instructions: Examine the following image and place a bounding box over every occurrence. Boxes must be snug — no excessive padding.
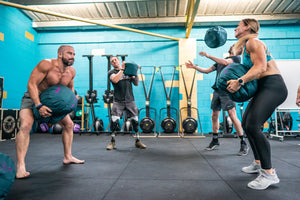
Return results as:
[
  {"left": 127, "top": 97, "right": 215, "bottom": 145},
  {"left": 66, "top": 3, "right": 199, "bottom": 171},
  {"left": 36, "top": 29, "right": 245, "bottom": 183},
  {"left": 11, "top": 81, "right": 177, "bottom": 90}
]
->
[
  {"left": 237, "top": 142, "right": 249, "bottom": 156},
  {"left": 205, "top": 140, "right": 220, "bottom": 151}
]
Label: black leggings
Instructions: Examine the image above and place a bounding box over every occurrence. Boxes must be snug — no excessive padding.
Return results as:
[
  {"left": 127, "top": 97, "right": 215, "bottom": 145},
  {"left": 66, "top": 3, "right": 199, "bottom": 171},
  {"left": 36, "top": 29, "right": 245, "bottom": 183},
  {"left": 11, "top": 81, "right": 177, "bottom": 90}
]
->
[{"left": 242, "top": 74, "right": 287, "bottom": 169}]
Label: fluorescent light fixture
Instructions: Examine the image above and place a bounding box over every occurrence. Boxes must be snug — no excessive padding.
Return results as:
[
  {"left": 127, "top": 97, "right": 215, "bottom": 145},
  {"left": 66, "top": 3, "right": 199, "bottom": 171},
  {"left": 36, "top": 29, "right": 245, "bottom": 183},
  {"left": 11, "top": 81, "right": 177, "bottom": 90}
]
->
[{"left": 92, "top": 49, "right": 105, "bottom": 56}]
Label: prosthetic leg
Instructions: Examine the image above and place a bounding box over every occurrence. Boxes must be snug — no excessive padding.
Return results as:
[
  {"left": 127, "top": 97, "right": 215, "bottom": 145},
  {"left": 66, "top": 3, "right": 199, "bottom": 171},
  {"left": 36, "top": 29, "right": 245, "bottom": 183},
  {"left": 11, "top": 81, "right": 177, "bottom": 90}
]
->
[
  {"left": 107, "top": 116, "right": 146, "bottom": 149},
  {"left": 130, "top": 116, "right": 147, "bottom": 149},
  {"left": 106, "top": 116, "right": 119, "bottom": 150}
]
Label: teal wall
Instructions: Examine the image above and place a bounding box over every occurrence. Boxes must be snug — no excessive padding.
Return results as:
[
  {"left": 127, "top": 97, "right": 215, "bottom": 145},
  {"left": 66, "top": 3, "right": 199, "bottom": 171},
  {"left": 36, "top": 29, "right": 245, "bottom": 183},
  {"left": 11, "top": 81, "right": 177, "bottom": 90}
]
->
[
  {"left": 0, "top": 5, "right": 38, "bottom": 108},
  {"left": 36, "top": 30, "right": 180, "bottom": 132},
  {"left": 1, "top": 5, "right": 299, "bottom": 133}
]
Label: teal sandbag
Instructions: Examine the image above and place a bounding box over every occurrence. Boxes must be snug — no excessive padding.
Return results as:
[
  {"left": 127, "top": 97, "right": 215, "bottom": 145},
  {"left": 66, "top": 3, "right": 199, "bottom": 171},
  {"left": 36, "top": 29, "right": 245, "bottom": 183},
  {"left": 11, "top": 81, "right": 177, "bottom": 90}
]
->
[
  {"left": 124, "top": 61, "right": 138, "bottom": 76},
  {"left": 33, "top": 85, "right": 78, "bottom": 124},
  {"left": 216, "top": 63, "right": 258, "bottom": 102},
  {"left": 0, "top": 153, "right": 15, "bottom": 198},
  {"left": 204, "top": 26, "right": 227, "bottom": 48}
]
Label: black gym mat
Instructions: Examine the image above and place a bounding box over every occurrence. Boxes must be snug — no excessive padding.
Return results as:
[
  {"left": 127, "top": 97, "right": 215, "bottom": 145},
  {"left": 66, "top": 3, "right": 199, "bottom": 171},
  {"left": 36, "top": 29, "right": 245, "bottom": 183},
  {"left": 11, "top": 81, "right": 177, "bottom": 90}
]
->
[{"left": 1, "top": 133, "right": 300, "bottom": 200}]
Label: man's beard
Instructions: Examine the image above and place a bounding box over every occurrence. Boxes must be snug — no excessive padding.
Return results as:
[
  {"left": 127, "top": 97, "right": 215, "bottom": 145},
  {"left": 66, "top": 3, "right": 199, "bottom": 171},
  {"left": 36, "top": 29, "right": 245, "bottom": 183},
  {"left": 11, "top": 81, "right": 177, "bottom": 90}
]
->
[{"left": 62, "top": 56, "right": 74, "bottom": 66}]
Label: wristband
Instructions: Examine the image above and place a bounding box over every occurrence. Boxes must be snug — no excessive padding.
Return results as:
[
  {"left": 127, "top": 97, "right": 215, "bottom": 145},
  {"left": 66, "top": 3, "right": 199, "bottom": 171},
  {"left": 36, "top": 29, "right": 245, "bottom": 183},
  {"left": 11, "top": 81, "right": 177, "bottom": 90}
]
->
[
  {"left": 35, "top": 103, "right": 43, "bottom": 110},
  {"left": 120, "top": 69, "right": 124, "bottom": 71}
]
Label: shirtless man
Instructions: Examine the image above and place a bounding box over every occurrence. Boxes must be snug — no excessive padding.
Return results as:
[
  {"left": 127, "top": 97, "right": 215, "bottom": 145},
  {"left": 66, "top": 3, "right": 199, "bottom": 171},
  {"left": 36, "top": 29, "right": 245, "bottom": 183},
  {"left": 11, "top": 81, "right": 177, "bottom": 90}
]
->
[{"left": 16, "top": 45, "right": 84, "bottom": 179}]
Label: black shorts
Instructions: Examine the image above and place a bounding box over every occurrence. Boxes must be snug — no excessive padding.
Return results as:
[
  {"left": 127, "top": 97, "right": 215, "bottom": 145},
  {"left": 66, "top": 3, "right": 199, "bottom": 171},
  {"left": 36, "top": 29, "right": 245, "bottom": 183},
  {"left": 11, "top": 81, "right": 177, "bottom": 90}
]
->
[
  {"left": 211, "top": 90, "right": 235, "bottom": 111},
  {"left": 111, "top": 101, "right": 139, "bottom": 118}
]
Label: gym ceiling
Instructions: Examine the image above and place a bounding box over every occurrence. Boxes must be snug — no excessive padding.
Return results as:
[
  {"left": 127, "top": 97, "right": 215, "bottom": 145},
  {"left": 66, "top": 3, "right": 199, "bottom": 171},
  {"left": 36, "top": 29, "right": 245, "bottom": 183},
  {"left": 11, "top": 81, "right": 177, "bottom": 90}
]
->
[{"left": 3, "top": 0, "right": 300, "bottom": 38}]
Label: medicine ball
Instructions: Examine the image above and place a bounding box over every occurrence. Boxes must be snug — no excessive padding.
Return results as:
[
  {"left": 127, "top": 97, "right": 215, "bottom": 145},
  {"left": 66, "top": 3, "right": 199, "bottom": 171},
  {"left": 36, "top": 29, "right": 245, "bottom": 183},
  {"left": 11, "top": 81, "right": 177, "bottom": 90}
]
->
[
  {"left": 124, "top": 61, "right": 138, "bottom": 77},
  {"left": 217, "top": 63, "right": 258, "bottom": 102},
  {"left": 73, "top": 124, "right": 81, "bottom": 133},
  {"left": 0, "top": 153, "right": 16, "bottom": 198},
  {"left": 182, "top": 117, "right": 197, "bottom": 134},
  {"left": 140, "top": 117, "right": 154, "bottom": 133},
  {"left": 39, "top": 123, "right": 49, "bottom": 133},
  {"left": 161, "top": 117, "right": 176, "bottom": 133},
  {"left": 204, "top": 26, "right": 227, "bottom": 48},
  {"left": 52, "top": 123, "right": 63, "bottom": 134},
  {"left": 33, "top": 85, "right": 78, "bottom": 124},
  {"left": 75, "top": 110, "right": 82, "bottom": 120}
]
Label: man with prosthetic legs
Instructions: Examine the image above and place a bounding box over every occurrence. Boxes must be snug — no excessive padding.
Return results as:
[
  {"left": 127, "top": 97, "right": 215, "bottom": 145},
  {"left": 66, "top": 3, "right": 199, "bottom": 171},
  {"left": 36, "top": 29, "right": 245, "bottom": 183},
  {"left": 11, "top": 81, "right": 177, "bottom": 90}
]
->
[{"left": 107, "top": 56, "right": 146, "bottom": 150}]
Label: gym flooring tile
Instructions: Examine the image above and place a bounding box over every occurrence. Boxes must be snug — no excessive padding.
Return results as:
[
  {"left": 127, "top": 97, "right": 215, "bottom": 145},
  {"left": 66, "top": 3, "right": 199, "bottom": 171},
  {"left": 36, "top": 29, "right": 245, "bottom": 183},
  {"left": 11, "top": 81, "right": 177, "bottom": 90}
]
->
[{"left": 1, "top": 133, "right": 300, "bottom": 200}]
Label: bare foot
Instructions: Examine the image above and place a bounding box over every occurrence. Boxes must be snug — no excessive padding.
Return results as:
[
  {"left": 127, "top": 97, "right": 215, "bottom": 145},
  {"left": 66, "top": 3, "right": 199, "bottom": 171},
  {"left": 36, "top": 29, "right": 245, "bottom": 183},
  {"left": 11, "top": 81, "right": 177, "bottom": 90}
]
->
[
  {"left": 16, "top": 166, "right": 30, "bottom": 179},
  {"left": 63, "top": 156, "right": 85, "bottom": 165}
]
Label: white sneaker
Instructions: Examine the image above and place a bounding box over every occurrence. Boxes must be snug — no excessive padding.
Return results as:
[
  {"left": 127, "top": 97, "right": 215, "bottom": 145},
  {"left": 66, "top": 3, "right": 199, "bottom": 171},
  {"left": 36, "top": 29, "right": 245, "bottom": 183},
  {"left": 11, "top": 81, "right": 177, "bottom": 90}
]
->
[
  {"left": 247, "top": 169, "right": 280, "bottom": 190},
  {"left": 242, "top": 161, "right": 261, "bottom": 174}
]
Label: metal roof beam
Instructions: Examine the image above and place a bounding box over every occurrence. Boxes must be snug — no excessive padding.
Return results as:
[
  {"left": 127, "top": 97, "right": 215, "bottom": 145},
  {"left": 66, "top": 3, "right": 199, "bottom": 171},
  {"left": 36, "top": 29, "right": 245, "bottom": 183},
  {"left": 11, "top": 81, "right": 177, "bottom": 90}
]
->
[
  {"left": 185, "top": 0, "right": 201, "bottom": 38},
  {"left": 30, "top": 14, "right": 300, "bottom": 29},
  {"left": 0, "top": 0, "right": 180, "bottom": 41},
  {"left": 8, "top": 0, "right": 149, "bottom": 5}
]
